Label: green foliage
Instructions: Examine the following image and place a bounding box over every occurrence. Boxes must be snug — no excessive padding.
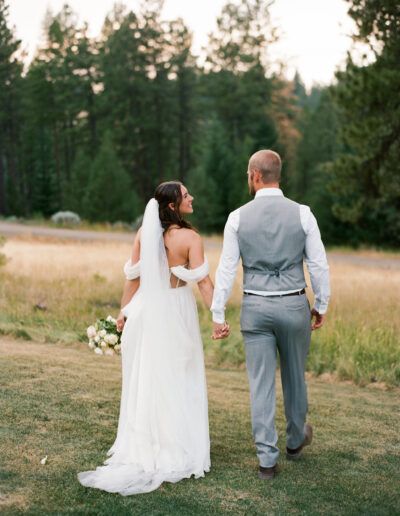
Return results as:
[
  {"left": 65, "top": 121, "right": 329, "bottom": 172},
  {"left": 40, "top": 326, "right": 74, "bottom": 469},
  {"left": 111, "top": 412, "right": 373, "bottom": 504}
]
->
[
  {"left": 327, "top": 0, "right": 400, "bottom": 246},
  {"left": 292, "top": 89, "right": 354, "bottom": 244},
  {"left": 2, "top": 0, "right": 398, "bottom": 245},
  {"left": 82, "top": 131, "right": 140, "bottom": 222},
  {"left": 0, "top": 0, "right": 24, "bottom": 216},
  {"left": 64, "top": 148, "right": 92, "bottom": 214},
  {"left": 186, "top": 165, "right": 222, "bottom": 232}
]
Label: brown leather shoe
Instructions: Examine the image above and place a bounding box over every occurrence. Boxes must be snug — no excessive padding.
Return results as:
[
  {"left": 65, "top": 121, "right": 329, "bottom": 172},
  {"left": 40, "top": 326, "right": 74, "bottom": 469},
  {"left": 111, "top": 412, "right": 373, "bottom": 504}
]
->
[
  {"left": 286, "top": 423, "right": 313, "bottom": 461},
  {"left": 258, "top": 462, "right": 281, "bottom": 480}
]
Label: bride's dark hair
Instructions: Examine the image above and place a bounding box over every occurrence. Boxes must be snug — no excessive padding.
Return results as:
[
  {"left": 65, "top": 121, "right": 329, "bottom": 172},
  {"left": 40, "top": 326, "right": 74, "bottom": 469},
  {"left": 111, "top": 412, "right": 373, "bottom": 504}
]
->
[{"left": 154, "top": 181, "right": 195, "bottom": 232}]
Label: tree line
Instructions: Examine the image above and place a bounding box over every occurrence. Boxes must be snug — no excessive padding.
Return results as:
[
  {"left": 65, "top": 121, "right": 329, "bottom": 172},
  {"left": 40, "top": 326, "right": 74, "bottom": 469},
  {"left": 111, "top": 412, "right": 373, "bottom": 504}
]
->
[{"left": 0, "top": 0, "right": 399, "bottom": 246}]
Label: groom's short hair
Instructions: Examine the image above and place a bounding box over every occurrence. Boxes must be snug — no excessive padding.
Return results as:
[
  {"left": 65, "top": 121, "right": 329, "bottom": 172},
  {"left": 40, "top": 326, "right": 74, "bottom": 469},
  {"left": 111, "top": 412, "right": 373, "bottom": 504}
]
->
[{"left": 249, "top": 150, "right": 281, "bottom": 184}]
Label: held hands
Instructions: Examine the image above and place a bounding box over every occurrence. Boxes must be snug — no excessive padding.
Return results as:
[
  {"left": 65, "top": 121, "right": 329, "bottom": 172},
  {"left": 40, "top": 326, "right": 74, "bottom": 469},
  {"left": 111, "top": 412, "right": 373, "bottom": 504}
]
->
[
  {"left": 310, "top": 308, "right": 326, "bottom": 331},
  {"left": 116, "top": 311, "right": 125, "bottom": 332},
  {"left": 211, "top": 321, "right": 230, "bottom": 340}
]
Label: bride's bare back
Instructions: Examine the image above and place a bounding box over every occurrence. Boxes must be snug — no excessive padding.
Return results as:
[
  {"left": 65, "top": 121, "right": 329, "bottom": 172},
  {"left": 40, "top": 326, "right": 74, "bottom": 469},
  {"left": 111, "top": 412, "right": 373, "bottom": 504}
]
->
[{"left": 164, "top": 225, "right": 206, "bottom": 287}]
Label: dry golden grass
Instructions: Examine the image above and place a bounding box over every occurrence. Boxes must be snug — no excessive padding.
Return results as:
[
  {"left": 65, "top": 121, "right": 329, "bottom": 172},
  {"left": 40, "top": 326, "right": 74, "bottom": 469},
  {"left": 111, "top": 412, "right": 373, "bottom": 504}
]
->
[
  {"left": 3, "top": 237, "right": 400, "bottom": 318},
  {"left": 3, "top": 238, "right": 131, "bottom": 282},
  {"left": 2, "top": 236, "right": 399, "bottom": 331},
  {"left": 1, "top": 236, "right": 399, "bottom": 385}
]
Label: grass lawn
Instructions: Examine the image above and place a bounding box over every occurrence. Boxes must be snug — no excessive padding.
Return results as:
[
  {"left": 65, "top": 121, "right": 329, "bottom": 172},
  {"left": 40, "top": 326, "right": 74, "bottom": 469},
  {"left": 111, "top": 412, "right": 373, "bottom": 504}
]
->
[{"left": 1, "top": 336, "right": 399, "bottom": 515}]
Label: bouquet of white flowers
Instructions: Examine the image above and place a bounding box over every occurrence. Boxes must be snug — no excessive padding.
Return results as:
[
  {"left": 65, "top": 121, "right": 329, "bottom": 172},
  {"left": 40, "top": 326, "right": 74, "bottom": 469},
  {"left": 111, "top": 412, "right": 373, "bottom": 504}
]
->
[{"left": 87, "top": 315, "right": 122, "bottom": 356}]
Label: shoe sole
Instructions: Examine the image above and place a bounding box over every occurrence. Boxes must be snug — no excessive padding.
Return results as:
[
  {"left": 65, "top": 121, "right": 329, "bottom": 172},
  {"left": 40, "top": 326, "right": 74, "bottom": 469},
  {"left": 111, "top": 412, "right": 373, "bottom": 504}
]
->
[
  {"left": 286, "top": 449, "right": 303, "bottom": 461},
  {"left": 258, "top": 471, "right": 275, "bottom": 480}
]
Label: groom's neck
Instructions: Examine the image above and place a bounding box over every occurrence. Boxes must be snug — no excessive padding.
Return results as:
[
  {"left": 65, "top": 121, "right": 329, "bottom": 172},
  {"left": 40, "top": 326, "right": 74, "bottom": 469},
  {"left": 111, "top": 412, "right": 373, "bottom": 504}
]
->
[{"left": 254, "top": 182, "right": 280, "bottom": 192}]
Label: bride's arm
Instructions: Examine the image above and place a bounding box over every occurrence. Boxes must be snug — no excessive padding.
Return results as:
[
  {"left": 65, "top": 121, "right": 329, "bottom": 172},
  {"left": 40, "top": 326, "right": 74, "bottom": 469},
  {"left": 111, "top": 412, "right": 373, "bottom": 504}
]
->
[
  {"left": 116, "top": 229, "right": 141, "bottom": 331},
  {"left": 188, "top": 232, "right": 214, "bottom": 309}
]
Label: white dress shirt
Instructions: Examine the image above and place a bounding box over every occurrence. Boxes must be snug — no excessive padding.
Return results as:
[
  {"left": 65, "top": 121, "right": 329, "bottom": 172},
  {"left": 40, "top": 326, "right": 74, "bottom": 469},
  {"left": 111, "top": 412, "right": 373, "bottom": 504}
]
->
[{"left": 211, "top": 188, "right": 330, "bottom": 323}]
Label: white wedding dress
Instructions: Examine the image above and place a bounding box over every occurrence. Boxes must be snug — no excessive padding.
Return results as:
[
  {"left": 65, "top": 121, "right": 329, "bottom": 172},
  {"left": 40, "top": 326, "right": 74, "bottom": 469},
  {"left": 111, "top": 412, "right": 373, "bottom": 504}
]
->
[{"left": 78, "top": 199, "right": 210, "bottom": 495}]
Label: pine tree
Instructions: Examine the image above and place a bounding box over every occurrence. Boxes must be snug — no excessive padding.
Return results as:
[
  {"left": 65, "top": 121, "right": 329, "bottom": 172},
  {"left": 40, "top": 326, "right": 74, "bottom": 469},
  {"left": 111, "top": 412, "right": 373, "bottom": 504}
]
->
[
  {"left": 328, "top": 0, "right": 400, "bottom": 245},
  {"left": 0, "top": 0, "right": 24, "bottom": 215},
  {"left": 82, "top": 132, "right": 139, "bottom": 222},
  {"left": 64, "top": 149, "right": 92, "bottom": 215}
]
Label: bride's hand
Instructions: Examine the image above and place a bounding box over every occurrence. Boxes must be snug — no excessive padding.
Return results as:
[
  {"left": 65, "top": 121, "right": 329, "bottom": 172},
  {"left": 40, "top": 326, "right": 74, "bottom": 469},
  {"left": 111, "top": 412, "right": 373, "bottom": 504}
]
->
[
  {"left": 211, "top": 321, "right": 230, "bottom": 340},
  {"left": 116, "top": 311, "right": 125, "bottom": 332}
]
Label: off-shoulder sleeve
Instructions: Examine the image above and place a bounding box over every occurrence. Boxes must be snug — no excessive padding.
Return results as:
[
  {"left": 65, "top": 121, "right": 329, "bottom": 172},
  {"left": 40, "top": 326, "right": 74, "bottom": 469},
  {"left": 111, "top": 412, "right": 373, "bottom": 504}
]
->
[
  {"left": 170, "top": 256, "right": 209, "bottom": 283},
  {"left": 124, "top": 259, "right": 140, "bottom": 280}
]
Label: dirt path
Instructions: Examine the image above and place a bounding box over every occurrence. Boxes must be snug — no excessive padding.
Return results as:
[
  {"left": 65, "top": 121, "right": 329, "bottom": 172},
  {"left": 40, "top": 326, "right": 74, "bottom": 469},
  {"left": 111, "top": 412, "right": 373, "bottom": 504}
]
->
[
  {"left": 1, "top": 221, "right": 399, "bottom": 269},
  {"left": 0, "top": 221, "right": 134, "bottom": 243}
]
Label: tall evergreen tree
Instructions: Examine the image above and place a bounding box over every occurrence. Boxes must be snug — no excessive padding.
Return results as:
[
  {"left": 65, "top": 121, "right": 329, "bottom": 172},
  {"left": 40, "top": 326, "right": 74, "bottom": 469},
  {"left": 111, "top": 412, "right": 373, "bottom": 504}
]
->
[
  {"left": 83, "top": 131, "right": 139, "bottom": 222},
  {"left": 293, "top": 90, "right": 354, "bottom": 243},
  {"left": 28, "top": 5, "right": 100, "bottom": 209},
  {"left": 200, "top": 0, "right": 280, "bottom": 217},
  {"left": 0, "top": 0, "right": 24, "bottom": 215},
  {"left": 328, "top": 0, "right": 400, "bottom": 245},
  {"left": 64, "top": 148, "right": 92, "bottom": 215}
]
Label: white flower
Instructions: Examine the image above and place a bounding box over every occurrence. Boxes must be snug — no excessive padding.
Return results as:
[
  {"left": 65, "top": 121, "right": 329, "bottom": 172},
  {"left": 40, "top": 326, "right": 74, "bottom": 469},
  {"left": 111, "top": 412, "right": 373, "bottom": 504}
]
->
[
  {"left": 106, "top": 315, "right": 113, "bottom": 322},
  {"left": 94, "top": 335, "right": 100, "bottom": 343},
  {"left": 105, "top": 349, "right": 114, "bottom": 356},
  {"left": 87, "top": 326, "right": 97, "bottom": 339},
  {"left": 114, "top": 344, "right": 121, "bottom": 351},
  {"left": 99, "top": 329, "right": 107, "bottom": 338},
  {"left": 40, "top": 456, "right": 48, "bottom": 465},
  {"left": 100, "top": 340, "right": 106, "bottom": 347},
  {"left": 105, "top": 334, "right": 118, "bottom": 345},
  {"left": 88, "top": 341, "right": 95, "bottom": 349},
  {"left": 111, "top": 317, "right": 117, "bottom": 324},
  {"left": 94, "top": 347, "right": 103, "bottom": 355}
]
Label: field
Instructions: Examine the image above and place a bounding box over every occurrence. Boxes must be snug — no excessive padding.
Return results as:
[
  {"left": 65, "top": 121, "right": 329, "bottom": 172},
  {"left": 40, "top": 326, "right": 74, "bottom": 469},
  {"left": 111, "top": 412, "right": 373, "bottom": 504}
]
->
[
  {"left": 0, "top": 236, "right": 399, "bottom": 514},
  {"left": 0, "top": 237, "right": 399, "bottom": 387},
  {"left": 1, "top": 337, "right": 399, "bottom": 515}
]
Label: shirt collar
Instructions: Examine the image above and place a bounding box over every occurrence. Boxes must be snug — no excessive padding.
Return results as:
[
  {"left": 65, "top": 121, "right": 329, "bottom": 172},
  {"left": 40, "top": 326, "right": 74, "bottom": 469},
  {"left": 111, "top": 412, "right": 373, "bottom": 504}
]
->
[{"left": 255, "top": 187, "right": 283, "bottom": 198}]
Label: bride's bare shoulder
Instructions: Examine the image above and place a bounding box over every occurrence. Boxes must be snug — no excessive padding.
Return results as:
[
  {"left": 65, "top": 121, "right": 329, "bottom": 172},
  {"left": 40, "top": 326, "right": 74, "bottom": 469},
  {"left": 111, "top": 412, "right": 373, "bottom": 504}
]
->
[
  {"left": 167, "top": 226, "right": 198, "bottom": 239},
  {"left": 179, "top": 228, "right": 201, "bottom": 244}
]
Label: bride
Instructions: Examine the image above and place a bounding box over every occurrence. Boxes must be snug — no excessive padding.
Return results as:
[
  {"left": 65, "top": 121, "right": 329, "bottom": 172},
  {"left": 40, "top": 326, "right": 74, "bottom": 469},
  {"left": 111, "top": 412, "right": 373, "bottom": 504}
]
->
[{"left": 78, "top": 181, "right": 229, "bottom": 495}]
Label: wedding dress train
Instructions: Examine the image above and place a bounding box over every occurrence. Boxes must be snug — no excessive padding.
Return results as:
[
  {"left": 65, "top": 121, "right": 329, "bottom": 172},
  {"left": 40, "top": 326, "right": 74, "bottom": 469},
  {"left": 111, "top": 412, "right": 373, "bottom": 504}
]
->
[{"left": 78, "top": 199, "right": 210, "bottom": 495}]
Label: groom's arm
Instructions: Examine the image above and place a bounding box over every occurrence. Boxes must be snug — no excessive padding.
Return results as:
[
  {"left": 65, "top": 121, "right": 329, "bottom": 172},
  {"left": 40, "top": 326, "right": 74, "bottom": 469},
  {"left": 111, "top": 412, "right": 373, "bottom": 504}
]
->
[
  {"left": 301, "top": 206, "right": 330, "bottom": 324},
  {"left": 211, "top": 210, "right": 241, "bottom": 325}
]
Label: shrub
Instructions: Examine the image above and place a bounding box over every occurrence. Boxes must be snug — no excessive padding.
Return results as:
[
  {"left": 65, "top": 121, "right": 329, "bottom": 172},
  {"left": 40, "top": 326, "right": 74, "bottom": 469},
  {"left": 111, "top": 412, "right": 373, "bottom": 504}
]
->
[{"left": 51, "top": 211, "right": 81, "bottom": 226}]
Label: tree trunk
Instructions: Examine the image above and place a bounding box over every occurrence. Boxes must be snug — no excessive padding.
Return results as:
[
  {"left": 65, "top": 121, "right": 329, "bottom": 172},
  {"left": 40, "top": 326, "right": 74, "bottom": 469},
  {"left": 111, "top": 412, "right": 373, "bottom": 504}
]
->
[
  {"left": 178, "top": 73, "right": 185, "bottom": 181},
  {"left": 0, "top": 138, "right": 7, "bottom": 215}
]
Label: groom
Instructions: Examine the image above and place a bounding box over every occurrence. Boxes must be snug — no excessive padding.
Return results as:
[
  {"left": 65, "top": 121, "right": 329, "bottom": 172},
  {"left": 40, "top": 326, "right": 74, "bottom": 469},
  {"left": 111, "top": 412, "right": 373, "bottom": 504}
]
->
[{"left": 211, "top": 150, "right": 330, "bottom": 480}]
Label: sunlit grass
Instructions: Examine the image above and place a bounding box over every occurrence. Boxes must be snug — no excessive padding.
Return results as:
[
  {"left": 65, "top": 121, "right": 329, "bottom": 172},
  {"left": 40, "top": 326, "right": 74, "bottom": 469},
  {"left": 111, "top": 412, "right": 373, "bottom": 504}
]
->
[{"left": 1, "top": 237, "right": 399, "bottom": 386}]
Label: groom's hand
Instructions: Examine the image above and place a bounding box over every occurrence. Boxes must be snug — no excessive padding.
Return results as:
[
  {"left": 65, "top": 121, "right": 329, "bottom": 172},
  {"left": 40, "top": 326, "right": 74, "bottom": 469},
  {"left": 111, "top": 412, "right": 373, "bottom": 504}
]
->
[
  {"left": 212, "top": 321, "right": 230, "bottom": 340},
  {"left": 311, "top": 308, "right": 326, "bottom": 330}
]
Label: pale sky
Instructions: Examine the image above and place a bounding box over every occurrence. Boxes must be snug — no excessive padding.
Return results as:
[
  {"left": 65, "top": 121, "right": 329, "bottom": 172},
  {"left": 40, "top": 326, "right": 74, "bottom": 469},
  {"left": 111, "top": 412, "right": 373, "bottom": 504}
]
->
[{"left": 8, "top": 0, "right": 361, "bottom": 89}]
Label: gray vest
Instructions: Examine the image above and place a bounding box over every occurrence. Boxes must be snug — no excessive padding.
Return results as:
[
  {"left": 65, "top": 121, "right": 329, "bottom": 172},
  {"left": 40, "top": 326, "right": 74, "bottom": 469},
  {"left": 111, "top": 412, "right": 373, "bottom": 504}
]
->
[{"left": 238, "top": 195, "right": 307, "bottom": 292}]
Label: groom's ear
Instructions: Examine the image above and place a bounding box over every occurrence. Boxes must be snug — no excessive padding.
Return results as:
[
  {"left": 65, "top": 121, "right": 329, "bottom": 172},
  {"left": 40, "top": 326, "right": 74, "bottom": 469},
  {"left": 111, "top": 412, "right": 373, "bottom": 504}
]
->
[{"left": 254, "top": 170, "right": 262, "bottom": 183}]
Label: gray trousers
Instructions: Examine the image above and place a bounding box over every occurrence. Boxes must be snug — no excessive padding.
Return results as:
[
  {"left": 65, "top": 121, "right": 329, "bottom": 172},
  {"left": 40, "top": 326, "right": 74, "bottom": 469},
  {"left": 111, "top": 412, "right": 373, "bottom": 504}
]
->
[{"left": 240, "top": 292, "right": 312, "bottom": 467}]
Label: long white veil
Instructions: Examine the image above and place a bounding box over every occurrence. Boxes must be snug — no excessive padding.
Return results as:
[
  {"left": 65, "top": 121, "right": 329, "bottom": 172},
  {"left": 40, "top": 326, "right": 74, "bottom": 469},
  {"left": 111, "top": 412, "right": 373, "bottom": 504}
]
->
[{"left": 140, "top": 198, "right": 170, "bottom": 301}]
